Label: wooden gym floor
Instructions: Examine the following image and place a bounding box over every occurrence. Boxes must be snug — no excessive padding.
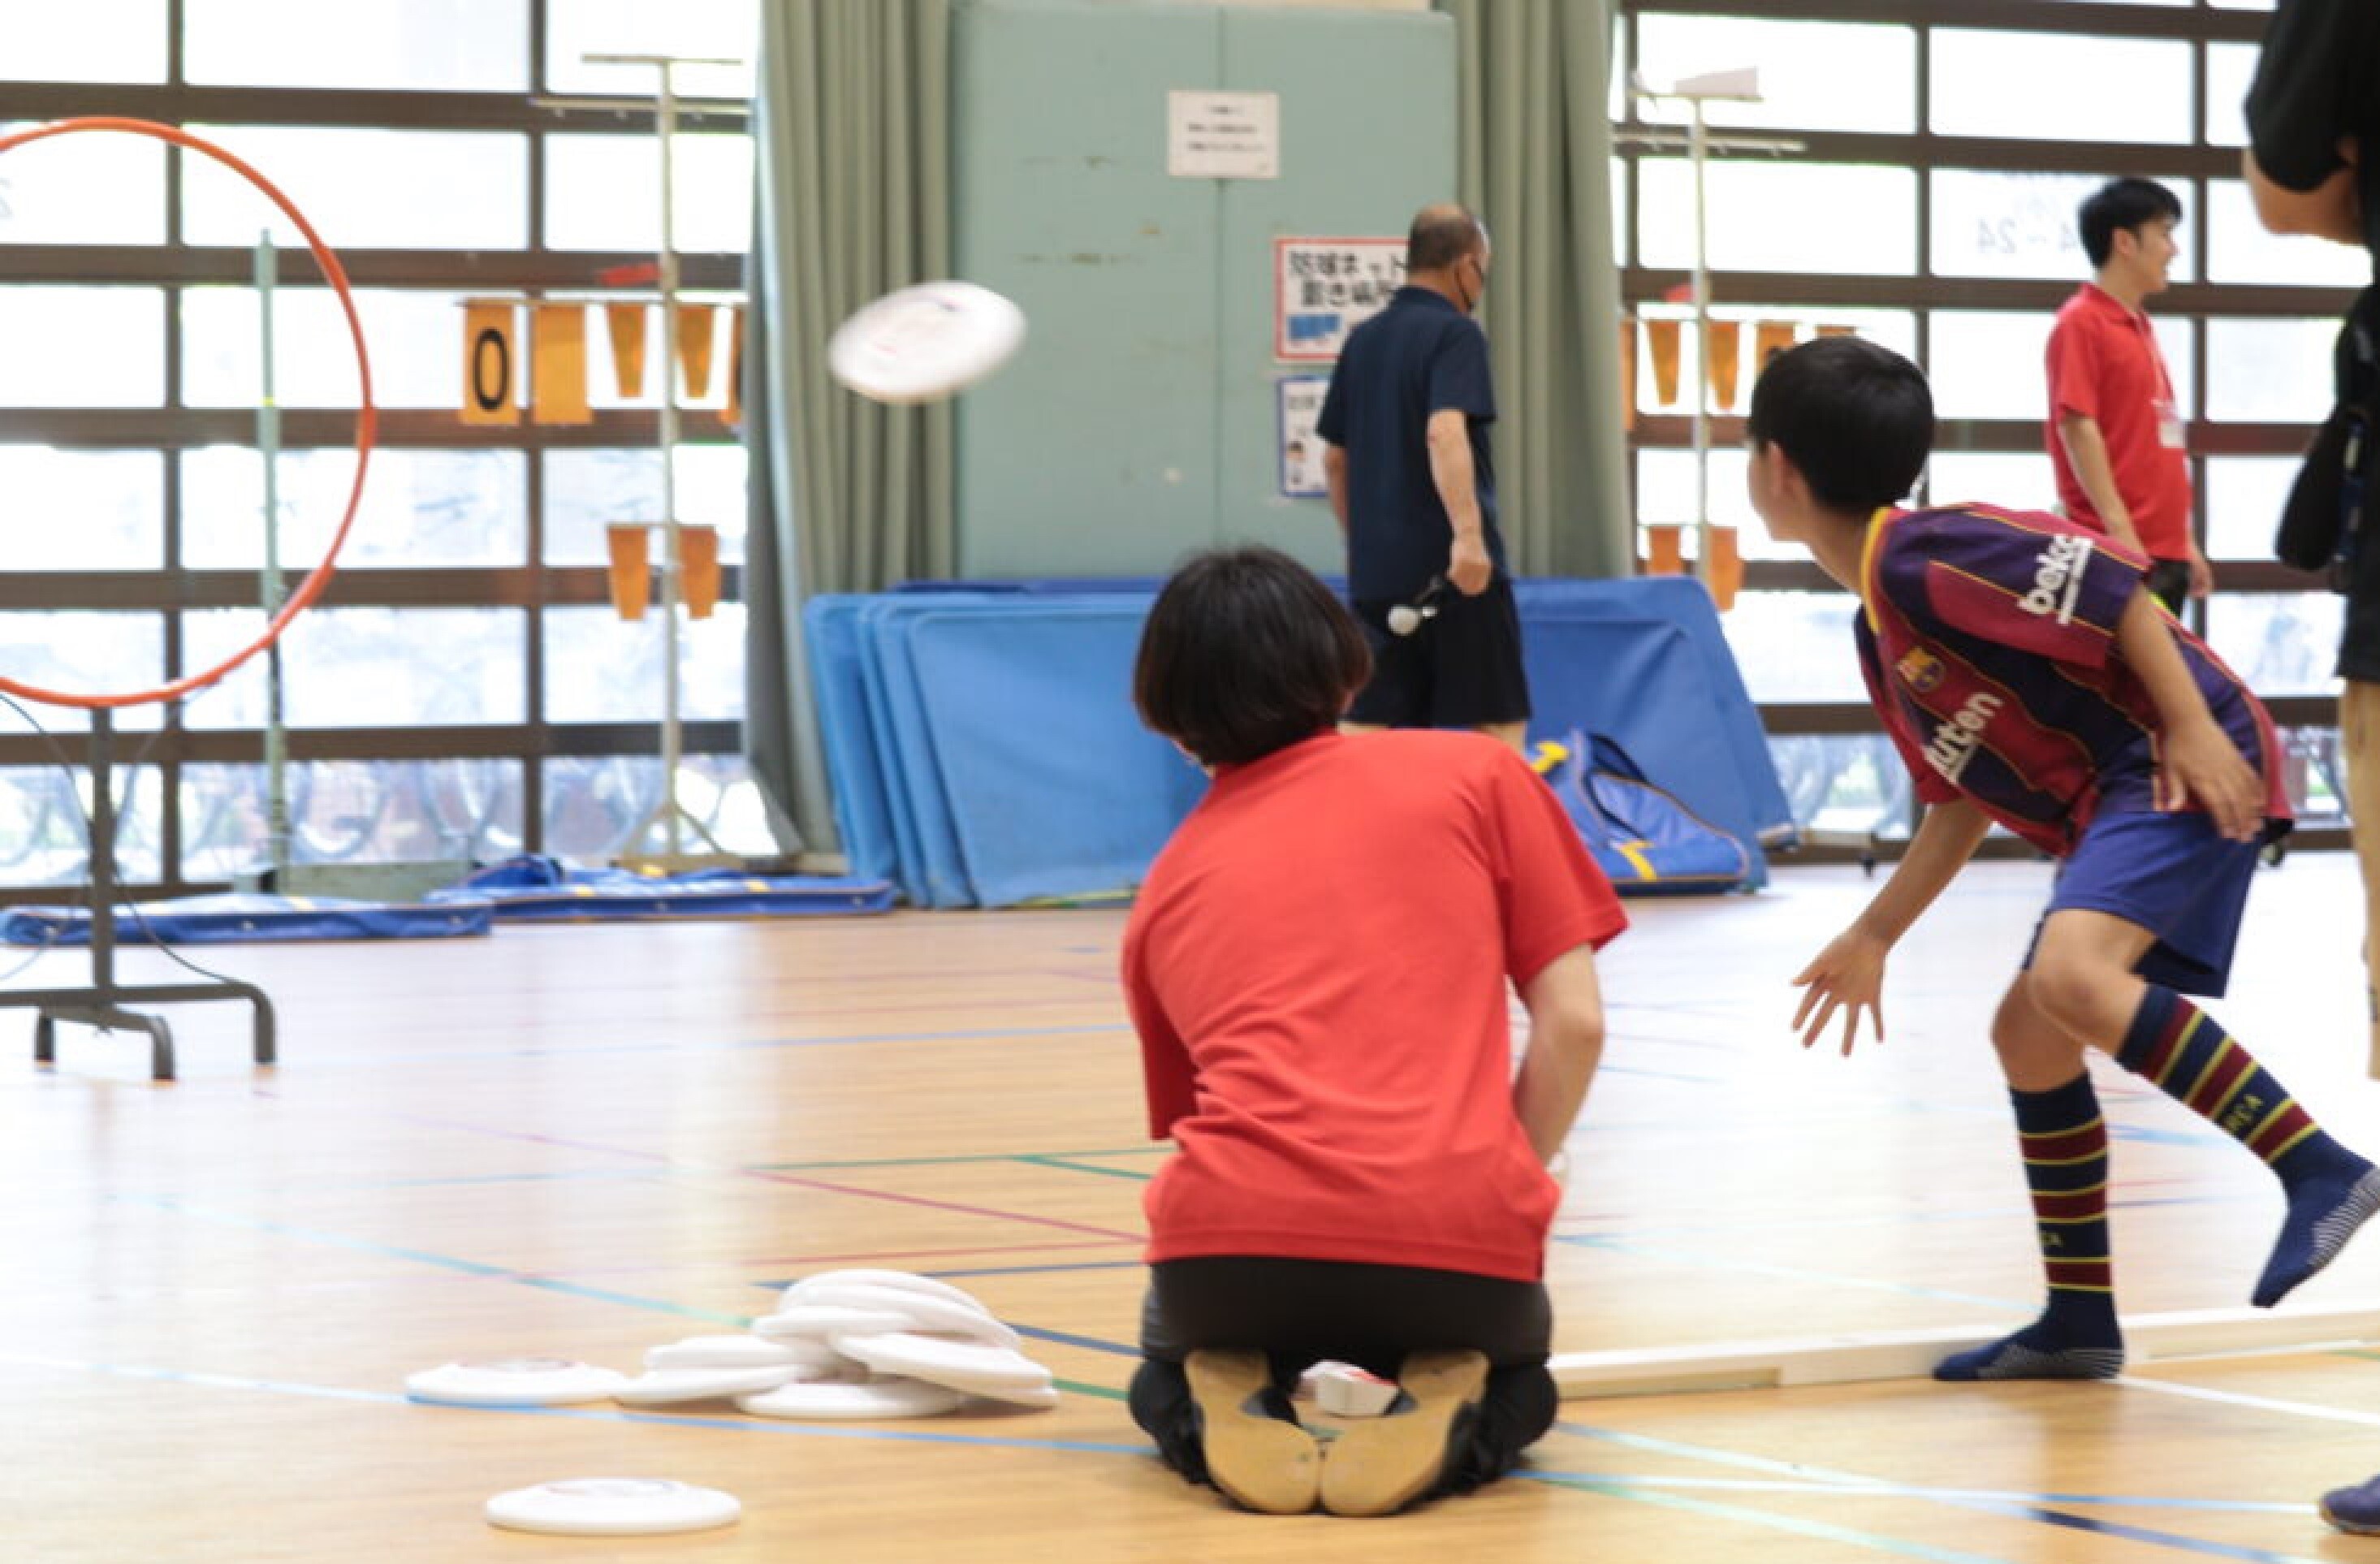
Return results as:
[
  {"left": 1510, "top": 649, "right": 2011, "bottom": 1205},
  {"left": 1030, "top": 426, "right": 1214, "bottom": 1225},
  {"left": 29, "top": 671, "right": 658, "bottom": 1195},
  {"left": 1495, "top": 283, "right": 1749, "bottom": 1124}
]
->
[{"left": 9, "top": 854, "right": 2380, "bottom": 1562}]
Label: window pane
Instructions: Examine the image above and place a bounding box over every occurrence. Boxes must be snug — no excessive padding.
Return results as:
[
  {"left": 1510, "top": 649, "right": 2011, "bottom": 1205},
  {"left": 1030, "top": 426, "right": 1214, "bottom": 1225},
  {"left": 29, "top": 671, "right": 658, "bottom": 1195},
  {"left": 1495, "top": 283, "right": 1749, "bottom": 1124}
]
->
[
  {"left": 0, "top": 449, "right": 162, "bottom": 568},
  {"left": 1769, "top": 733, "right": 1916, "bottom": 840},
  {"left": 0, "top": 287, "right": 164, "bottom": 407},
  {"left": 2204, "top": 591, "right": 2340, "bottom": 695},
  {"left": 0, "top": 0, "right": 166, "bottom": 83},
  {"left": 2278, "top": 727, "right": 2344, "bottom": 824},
  {"left": 2204, "top": 455, "right": 2297, "bottom": 559},
  {"left": 543, "top": 447, "right": 747, "bottom": 566},
  {"left": 1635, "top": 449, "right": 1768, "bottom": 551},
  {"left": 542, "top": 751, "right": 774, "bottom": 863},
  {"left": 0, "top": 613, "right": 166, "bottom": 729},
  {"left": 545, "top": 0, "right": 757, "bottom": 99},
  {"left": 0, "top": 764, "right": 165, "bottom": 888},
  {"left": 180, "top": 758, "right": 525, "bottom": 880},
  {"left": 543, "top": 133, "right": 754, "bottom": 255},
  {"left": 1639, "top": 161, "right": 1916, "bottom": 275},
  {"left": 0, "top": 126, "right": 166, "bottom": 244},
  {"left": 2205, "top": 318, "right": 2335, "bottom": 423},
  {"left": 183, "top": 447, "right": 525, "bottom": 568},
  {"left": 1929, "top": 310, "right": 2053, "bottom": 421},
  {"left": 1931, "top": 31, "right": 2194, "bottom": 145},
  {"left": 183, "top": 287, "right": 461, "bottom": 410},
  {"left": 1932, "top": 171, "right": 2196, "bottom": 284},
  {"left": 1635, "top": 16, "right": 1916, "bottom": 134},
  {"left": 2205, "top": 42, "right": 2257, "bottom": 149},
  {"left": 2206, "top": 180, "right": 2374, "bottom": 287},
  {"left": 1719, "top": 591, "right": 1867, "bottom": 702},
  {"left": 183, "top": 126, "right": 528, "bottom": 251},
  {"left": 184, "top": 0, "right": 529, "bottom": 92},
  {"left": 183, "top": 608, "right": 525, "bottom": 728},
  {"left": 1926, "top": 451, "right": 2061, "bottom": 516},
  {"left": 542, "top": 603, "right": 746, "bottom": 722}
]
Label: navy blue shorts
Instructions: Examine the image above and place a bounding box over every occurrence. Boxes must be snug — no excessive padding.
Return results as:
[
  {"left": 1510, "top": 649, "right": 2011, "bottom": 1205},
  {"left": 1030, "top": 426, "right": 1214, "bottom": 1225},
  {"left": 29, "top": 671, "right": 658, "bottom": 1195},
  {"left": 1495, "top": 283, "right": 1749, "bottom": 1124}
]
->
[{"left": 2024, "top": 810, "right": 2261, "bottom": 997}]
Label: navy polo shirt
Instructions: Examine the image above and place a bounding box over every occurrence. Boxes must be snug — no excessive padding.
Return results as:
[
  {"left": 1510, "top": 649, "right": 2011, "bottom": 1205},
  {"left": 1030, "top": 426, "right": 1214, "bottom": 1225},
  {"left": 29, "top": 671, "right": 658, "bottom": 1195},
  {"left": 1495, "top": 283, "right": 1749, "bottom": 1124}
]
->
[{"left": 1315, "top": 287, "right": 1503, "bottom": 602}]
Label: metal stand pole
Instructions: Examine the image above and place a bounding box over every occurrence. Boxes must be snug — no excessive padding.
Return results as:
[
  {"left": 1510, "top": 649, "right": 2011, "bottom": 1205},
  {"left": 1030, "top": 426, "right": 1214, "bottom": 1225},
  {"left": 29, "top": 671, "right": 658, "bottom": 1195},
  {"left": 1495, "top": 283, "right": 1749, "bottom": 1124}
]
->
[
  {"left": 574, "top": 53, "right": 742, "bottom": 873},
  {"left": 6, "top": 710, "right": 275, "bottom": 1082}
]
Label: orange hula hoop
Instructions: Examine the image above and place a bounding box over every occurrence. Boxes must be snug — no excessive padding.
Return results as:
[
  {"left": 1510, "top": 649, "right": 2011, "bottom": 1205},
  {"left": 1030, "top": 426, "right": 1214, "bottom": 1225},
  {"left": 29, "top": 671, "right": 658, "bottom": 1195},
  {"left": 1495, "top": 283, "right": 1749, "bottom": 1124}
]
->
[{"left": 0, "top": 116, "right": 377, "bottom": 710}]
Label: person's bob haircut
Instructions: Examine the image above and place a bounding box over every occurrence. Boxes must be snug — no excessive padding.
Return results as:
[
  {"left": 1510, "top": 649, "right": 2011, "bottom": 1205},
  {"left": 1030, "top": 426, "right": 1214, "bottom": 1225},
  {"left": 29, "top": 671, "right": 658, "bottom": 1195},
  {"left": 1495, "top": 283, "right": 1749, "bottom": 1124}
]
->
[
  {"left": 1747, "top": 335, "right": 1934, "bottom": 516},
  {"left": 1134, "top": 546, "right": 1372, "bottom": 768}
]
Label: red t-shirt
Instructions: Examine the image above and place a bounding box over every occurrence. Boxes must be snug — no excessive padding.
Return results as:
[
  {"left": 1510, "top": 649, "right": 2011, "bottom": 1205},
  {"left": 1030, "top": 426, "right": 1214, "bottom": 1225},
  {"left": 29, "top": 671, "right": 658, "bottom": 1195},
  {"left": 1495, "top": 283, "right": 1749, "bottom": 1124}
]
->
[
  {"left": 2045, "top": 283, "right": 2192, "bottom": 562},
  {"left": 1121, "top": 730, "right": 1627, "bottom": 1283}
]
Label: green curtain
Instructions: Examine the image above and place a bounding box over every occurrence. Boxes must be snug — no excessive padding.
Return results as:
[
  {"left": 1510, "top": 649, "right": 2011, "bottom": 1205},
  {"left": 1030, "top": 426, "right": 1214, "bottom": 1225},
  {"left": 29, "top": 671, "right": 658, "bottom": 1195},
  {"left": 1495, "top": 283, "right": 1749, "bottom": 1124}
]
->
[
  {"left": 1438, "top": 0, "right": 1631, "bottom": 579},
  {"left": 744, "top": 0, "right": 954, "bottom": 856}
]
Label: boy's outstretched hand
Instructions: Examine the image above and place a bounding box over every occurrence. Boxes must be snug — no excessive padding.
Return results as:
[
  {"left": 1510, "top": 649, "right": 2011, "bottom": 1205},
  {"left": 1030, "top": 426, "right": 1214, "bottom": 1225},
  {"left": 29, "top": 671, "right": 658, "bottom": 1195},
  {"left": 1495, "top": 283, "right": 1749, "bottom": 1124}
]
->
[
  {"left": 1792, "top": 926, "right": 1888, "bottom": 1056},
  {"left": 2162, "top": 717, "right": 2266, "bottom": 843}
]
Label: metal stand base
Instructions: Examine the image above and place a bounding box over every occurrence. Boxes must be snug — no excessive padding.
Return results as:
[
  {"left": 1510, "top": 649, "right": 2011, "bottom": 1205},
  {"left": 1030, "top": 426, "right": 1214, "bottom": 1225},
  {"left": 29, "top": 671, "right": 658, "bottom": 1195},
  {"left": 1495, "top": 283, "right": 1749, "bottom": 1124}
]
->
[{"left": 2, "top": 710, "right": 277, "bottom": 1082}]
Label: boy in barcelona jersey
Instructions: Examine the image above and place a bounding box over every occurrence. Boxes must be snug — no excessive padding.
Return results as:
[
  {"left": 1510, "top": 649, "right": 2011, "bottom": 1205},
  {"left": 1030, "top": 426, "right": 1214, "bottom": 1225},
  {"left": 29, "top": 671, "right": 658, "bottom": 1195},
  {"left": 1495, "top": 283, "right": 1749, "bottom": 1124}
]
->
[{"left": 1744, "top": 335, "right": 2380, "bottom": 1381}]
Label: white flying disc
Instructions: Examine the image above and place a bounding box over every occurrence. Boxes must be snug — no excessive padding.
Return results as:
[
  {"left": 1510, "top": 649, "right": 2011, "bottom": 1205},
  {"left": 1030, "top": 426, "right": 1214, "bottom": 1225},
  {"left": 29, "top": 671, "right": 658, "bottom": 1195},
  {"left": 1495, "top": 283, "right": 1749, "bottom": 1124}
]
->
[
  {"left": 485, "top": 1477, "right": 739, "bottom": 1538},
  {"left": 795, "top": 1283, "right": 1020, "bottom": 1350},
  {"left": 831, "top": 1330, "right": 1055, "bottom": 1406},
  {"left": 406, "top": 1358, "right": 628, "bottom": 1407},
  {"left": 827, "top": 280, "right": 1026, "bottom": 404},
  {"left": 614, "top": 1366, "right": 806, "bottom": 1406},
  {"left": 736, "top": 1376, "right": 967, "bottom": 1421},
  {"left": 645, "top": 1333, "right": 841, "bottom": 1373},
  {"left": 783, "top": 1268, "right": 992, "bottom": 1314},
  {"left": 751, "top": 1302, "right": 915, "bottom": 1342}
]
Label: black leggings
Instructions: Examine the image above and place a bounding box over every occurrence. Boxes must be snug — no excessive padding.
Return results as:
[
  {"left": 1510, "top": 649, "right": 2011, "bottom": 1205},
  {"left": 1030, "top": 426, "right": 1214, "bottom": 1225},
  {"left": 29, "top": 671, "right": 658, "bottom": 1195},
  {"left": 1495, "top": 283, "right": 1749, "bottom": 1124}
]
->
[{"left": 1126, "top": 1256, "right": 1560, "bottom": 1494}]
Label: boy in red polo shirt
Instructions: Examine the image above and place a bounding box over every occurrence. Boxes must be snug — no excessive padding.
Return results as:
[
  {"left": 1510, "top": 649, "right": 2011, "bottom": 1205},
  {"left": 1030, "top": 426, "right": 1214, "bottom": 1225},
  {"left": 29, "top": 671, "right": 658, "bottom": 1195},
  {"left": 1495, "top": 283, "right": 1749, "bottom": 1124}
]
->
[
  {"left": 2047, "top": 177, "right": 2205, "bottom": 614},
  {"left": 1749, "top": 335, "right": 2380, "bottom": 1382}
]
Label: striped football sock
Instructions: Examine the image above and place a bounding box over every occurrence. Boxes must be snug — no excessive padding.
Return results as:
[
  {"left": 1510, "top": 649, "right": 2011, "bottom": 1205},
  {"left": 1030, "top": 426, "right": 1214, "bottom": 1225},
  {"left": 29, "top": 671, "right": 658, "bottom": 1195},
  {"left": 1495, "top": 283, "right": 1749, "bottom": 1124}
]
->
[
  {"left": 1935, "top": 1074, "right": 2125, "bottom": 1382},
  {"left": 2114, "top": 985, "right": 2380, "bottom": 1307}
]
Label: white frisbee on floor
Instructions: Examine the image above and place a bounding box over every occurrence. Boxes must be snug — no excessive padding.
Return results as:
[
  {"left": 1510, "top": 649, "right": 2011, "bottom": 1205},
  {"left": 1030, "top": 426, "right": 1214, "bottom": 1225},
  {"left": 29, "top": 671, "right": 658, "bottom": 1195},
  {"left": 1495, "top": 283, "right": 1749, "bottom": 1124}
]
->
[
  {"left": 784, "top": 1268, "right": 991, "bottom": 1314},
  {"left": 736, "top": 1376, "right": 967, "bottom": 1420},
  {"left": 796, "top": 1283, "right": 1020, "bottom": 1350},
  {"left": 827, "top": 281, "right": 1026, "bottom": 404},
  {"left": 751, "top": 1303, "right": 914, "bottom": 1342},
  {"left": 614, "top": 1366, "right": 806, "bottom": 1406},
  {"left": 645, "top": 1334, "right": 840, "bottom": 1372},
  {"left": 831, "top": 1330, "right": 1056, "bottom": 1407},
  {"left": 406, "top": 1358, "right": 628, "bottom": 1407},
  {"left": 485, "top": 1477, "right": 739, "bottom": 1537}
]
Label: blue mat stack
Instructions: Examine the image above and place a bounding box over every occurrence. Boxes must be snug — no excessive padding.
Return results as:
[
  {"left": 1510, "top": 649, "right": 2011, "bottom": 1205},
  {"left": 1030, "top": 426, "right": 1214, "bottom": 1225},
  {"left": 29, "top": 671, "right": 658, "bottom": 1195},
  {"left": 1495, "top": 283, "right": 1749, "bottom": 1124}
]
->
[{"left": 807, "top": 577, "right": 1794, "bottom": 909}]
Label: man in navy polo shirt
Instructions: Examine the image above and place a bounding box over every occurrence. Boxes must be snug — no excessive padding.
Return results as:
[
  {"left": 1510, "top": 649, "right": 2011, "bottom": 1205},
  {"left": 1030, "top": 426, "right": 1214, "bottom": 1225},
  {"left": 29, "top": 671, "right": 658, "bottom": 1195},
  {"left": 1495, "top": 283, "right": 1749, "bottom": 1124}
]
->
[{"left": 1317, "top": 204, "right": 1529, "bottom": 754}]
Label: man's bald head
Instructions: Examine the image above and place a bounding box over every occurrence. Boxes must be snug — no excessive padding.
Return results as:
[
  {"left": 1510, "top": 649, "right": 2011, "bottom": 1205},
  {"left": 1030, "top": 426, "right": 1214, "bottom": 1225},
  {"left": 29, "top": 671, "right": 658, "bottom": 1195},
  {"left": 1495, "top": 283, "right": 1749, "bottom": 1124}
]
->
[{"left": 1406, "top": 203, "right": 1487, "bottom": 273}]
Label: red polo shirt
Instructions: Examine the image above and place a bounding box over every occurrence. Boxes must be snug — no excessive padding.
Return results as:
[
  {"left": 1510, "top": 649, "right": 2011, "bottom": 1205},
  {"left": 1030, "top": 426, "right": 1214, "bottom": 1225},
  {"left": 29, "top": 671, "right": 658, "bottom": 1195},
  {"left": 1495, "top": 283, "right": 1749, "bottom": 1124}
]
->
[
  {"left": 1122, "top": 730, "right": 1626, "bottom": 1283},
  {"left": 2045, "top": 283, "right": 2192, "bottom": 562}
]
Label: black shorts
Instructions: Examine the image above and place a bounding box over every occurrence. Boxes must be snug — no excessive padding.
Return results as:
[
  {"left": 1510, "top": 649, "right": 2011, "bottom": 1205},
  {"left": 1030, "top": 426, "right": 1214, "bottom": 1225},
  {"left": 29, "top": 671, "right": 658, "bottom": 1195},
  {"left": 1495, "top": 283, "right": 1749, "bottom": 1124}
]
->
[
  {"left": 1345, "top": 577, "right": 1531, "bottom": 729},
  {"left": 1138, "top": 1256, "right": 1553, "bottom": 1371}
]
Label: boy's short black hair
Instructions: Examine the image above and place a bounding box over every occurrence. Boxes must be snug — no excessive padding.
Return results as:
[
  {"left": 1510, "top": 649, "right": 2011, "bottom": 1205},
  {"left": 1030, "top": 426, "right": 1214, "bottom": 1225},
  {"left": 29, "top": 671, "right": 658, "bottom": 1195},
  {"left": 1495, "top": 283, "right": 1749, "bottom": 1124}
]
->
[
  {"left": 1746, "top": 336, "right": 1934, "bottom": 515},
  {"left": 2078, "top": 177, "right": 2182, "bottom": 268},
  {"left": 1134, "top": 547, "right": 1372, "bottom": 768}
]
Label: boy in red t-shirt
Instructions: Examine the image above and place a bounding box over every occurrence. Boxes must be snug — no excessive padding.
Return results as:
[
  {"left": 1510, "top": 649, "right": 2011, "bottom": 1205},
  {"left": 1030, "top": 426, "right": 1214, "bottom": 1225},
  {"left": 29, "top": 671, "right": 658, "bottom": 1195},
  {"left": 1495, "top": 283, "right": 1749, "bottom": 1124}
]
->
[
  {"left": 2045, "top": 176, "right": 2207, "bottom": 612},
  {"left": 1122, "top": 547, "right": 1623, "bottom": 1516}
]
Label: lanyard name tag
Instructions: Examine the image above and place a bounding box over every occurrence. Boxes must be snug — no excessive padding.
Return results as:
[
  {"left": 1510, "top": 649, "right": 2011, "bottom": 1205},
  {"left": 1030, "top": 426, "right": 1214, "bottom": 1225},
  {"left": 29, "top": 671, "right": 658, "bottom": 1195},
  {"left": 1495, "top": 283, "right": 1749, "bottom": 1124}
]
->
[{"left": 2155, "top": 399, "right": 2185, "bottom": 449}]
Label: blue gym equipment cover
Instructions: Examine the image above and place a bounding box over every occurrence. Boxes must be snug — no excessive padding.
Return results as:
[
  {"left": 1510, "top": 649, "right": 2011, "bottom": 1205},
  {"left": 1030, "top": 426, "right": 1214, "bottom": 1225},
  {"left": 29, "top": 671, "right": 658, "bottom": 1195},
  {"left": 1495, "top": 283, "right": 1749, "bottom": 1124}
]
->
[
  {"left": 0, "top": 893, "right": 495, "bottom": 946},
  {"left": 806, "top": 576, "right": 1790, "bottom": 908},
  {"left": 427, "top": 854, "right": 895, "bottom": 922}
]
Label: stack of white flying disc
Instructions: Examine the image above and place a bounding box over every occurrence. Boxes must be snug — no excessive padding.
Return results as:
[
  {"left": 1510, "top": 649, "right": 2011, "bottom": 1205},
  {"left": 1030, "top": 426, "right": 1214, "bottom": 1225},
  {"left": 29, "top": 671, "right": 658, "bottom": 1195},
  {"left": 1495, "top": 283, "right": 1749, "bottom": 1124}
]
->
[
  {"left": 409, "top": 1270, "right": 1057, "bottom": 1421},
  {"left": 742, "top": 1268, "right": 1060, "bottom": 1414}
]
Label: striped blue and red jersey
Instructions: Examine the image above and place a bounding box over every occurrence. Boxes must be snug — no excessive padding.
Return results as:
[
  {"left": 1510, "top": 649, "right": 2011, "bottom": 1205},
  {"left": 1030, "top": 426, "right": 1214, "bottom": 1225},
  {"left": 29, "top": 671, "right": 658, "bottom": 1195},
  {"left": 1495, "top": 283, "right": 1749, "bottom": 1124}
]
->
[{"left": 1851, "top": 502, "right": 2291, "bottom": 857}]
